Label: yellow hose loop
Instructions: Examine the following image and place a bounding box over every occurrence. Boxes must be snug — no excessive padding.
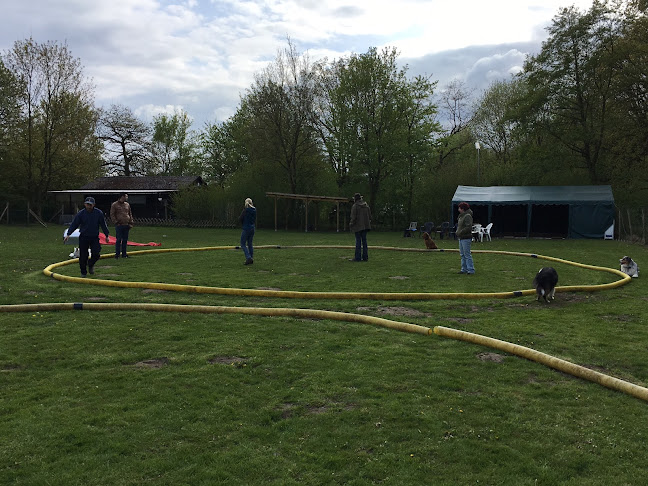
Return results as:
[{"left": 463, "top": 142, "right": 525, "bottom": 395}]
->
[
  {"left": 0, "top": 302, "right": 431, "bottom": 336},
  {"left": 42, "top": 246, "right": 631, "bottom": 300},
  {"left": 434, "top": 326, "right": 648, "bottom": 402}
]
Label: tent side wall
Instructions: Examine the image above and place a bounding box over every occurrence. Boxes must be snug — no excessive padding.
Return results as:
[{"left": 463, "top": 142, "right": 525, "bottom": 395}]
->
[
  {"left": 568, "top": 202, "right": 615, "bottom": 238},
  {"left": 451, "top": 185, "right": 615, "bottom": 239}
]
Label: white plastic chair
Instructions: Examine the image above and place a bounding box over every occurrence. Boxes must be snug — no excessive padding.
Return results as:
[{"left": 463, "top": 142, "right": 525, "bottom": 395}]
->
[
  {"left": 480, "top": 223, "right": 493, "bottom": 241},
  {"left": 404, "top": 221, "right": 418, "bottom": 237},
  {"left": 471, "top": 224, "right": 482, "bottom": 242}
]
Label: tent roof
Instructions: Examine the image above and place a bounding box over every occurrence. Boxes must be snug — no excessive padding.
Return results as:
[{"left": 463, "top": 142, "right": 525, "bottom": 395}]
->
[{"left": 452, "top": 185, "right": 614, "bottom": 205}]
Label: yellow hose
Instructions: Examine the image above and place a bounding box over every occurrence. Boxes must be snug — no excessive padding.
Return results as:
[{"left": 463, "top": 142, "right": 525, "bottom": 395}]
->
[
  {"left": 434, "top": 326, "right": 648, "bottom": 402},
  {"left": 3, "top": 244, "right": 640, "bottom": 402},
  {"left": 42, "top": 245, "right": 631, "bottom": 300},
  {"left": 0, "top": 302, "right": 431, "bottom": 335}
]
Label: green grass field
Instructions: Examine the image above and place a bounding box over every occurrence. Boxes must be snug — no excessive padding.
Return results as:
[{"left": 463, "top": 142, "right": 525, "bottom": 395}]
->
[{"left": 1, "top": 225, "right": 647, "bottom": 485}]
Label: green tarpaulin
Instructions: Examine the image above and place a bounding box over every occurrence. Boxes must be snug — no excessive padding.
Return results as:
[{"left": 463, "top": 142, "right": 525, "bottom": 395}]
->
[{"left": 451, "top": 185, "right": 615, "bottom": 239}]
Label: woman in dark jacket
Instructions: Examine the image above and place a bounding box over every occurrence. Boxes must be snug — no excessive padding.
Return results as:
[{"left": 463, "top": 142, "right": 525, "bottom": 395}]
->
[
  {"left": 456, "top": 202, "right": 475, "bottom": 274},
  {"left": 239, "top": 198, "right": 257, "bottom": 265},
  {"left": 349, "top": 193, "right": 371, "bottom": 261}
]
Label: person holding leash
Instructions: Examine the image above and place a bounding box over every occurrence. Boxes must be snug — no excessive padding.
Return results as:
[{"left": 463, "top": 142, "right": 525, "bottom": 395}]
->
[
  {"left": 456, "top": 201, "right": 475, "bottom": 274},
  {"left": 110, "top": 192, "right": 134, "bottom": 259},
  {"left": 65, "top": 196, "right": 110, "bottom": 277}
]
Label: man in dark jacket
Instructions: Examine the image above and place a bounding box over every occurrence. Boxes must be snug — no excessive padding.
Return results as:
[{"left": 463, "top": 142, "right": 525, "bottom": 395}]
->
[
  {"left": 64, "top": 196, "right": 110, "bottom": 277},
  {"left": 456, "top": 202, "right": 475, "bottom": 274},
  {"left": 239, "top": 198, "right": 257, "bottom": 265},
  {"left": 349, "top": 193, "right": 371, "bottom": 262}
]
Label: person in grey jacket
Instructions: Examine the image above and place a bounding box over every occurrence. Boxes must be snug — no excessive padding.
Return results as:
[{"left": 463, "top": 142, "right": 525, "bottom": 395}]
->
[
  {"left": 456, "top": 202, "right": 475, "bottom": 274},
  {"left": 64, "top": 196, "right": 110, "bottom": 277},
  {"left": 349, "top": 193, "right": 371, "bottom": 262}
]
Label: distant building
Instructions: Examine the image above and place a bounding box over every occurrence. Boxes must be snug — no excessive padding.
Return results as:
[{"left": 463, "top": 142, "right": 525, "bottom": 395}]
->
[{"left": 49, "top": 176, "right": 205, "bottom": 221}]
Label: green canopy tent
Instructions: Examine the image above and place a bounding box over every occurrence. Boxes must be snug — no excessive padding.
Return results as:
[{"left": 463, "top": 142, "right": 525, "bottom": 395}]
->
[{"left": 451, "top": 185, "right": 615, "bottom": 239}]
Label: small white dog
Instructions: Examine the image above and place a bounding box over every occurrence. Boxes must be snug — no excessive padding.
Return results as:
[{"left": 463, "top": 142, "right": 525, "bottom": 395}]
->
[
  {"left": 620, "top": 256, "right": 639, "bottom": 278},
  {"left": 69, "top": 248, "right": 91, "bottom": 259}
]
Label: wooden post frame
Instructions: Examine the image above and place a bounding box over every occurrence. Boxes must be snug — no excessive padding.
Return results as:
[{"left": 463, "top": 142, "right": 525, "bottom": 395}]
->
[{"left": 266, "top": 192, "right": 350, "bottom": 233}]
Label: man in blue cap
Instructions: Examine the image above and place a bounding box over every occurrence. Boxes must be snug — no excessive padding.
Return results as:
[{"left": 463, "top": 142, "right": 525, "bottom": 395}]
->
[{"left": 64, "top": 196, "right": 110, "bottom": 277}]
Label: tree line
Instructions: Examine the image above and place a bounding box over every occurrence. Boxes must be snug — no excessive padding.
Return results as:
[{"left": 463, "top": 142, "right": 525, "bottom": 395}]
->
[{"left": 1, "top": 0, "right": 646, "bottom": 229}]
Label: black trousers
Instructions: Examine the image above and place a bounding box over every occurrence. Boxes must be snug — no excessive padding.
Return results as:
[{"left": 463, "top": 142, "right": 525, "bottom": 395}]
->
[{"left": 79, "top": 236, "right": 101, "bottom": 274}]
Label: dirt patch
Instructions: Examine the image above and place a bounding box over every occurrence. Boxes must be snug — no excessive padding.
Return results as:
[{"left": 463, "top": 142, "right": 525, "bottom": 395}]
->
[
  {"left": 600, "top": 314, "right": 634, "bottom": 322},
  {"left": 357, "top": 306, "right": 425, "bottom": 317},
  {"left": 24, "top": 291, "right": 38, "bottom": 296},
  {"left": 389, "top": 276, "right": 409, "bottom": 280},
  {"left": 86, "top": 296, "right": 108, "bottom": 301},
  {"left": 209, "top": 356, "right": 246, "bottom": 365},
  {"left": 99, "top": 273, "right": 121, "bottom": 277},
  {"left": 178, "top": 272, "right": 193, "bottom": 276},
  {"left": 279, "top": 403, "right": 296, "bottom": 419},
  {"left": 477, "top": 352, "right": 505, "bottom": 363},
  {"left": 142, "top": 288, "right": 168, "bottom": 293},
  {"left": 256, "top": 287, "right": 282, "bottom": 291},
  {"left": 1, "top": 364, "right": 22, "bottom": 372},
  {"left": 134, "top": 357, "right": 170, "bottom": 368},
  {"left": 445, "top": 317, "right": 473, "bottom": 324}
]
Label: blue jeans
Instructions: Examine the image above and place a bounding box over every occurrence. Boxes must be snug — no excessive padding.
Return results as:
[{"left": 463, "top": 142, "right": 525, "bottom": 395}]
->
[
  {"left": 79, "top": 236, "right": 101, "bottom": 274},
  {"left": 354, "top": 230, "right": 368, "bottom": 261},
  {"left": 115, "top": 225, "right": 130, "bottom": 257},
  {"left": 459, "top": 238, "right": 475, "bottom": 273},
  {"left": 240, "top": 228, "right": 255, "bottom": 260}
]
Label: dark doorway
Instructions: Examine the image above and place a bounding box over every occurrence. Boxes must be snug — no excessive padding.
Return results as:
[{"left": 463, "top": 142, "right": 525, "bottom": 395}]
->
[{"left": 531, "top": 204, "right": 569, "bottom": 237}]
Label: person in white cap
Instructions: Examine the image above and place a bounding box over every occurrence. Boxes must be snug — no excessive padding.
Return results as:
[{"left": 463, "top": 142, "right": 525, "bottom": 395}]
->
[{"left": 64, "top": 196, "right": 109, "bottom": 277}]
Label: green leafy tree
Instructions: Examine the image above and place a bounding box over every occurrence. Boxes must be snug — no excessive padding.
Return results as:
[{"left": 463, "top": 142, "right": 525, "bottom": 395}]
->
[
  {"left": 519, "top": 1, "right": 624, "bottom": 183},
  {"left": 322, "top": 47, "right": 411, "bottom": 211},
  {"left": 150, "top": 108, "right": 197, "bottom": 175},
  {"left": 0, "top": 60, "right": 21, "bottom": 199},
  {"left": 199, "top": 112, "right": 249, "bottom": 188},
  {"left": 2, "top": 37, "right": 100, "bottom": 214}
]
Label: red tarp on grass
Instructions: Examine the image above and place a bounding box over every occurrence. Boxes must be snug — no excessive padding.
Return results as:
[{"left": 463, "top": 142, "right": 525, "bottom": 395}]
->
[
  {"left": 98, "top": 233, "right": 161, "bottom": 246},
  {"left": 64, "top": 229, "right": 161, "bottom": 247}
]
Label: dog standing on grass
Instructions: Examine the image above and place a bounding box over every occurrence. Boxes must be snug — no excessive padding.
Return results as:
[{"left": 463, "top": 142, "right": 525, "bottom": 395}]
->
[
  {"left": 422, "top": 232, "right": 438, "bottom": 249},
  {"left": 620, "top": 256, "right": 639, "bottom": 277},
  {"left": 533, "top": 267, "right": 558, "bottom": 302}
]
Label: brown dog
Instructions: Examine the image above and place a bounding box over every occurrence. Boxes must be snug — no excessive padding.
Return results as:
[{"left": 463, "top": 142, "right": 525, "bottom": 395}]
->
[{"left": 422, "top": 232, "right": 438, "bottom": 249}]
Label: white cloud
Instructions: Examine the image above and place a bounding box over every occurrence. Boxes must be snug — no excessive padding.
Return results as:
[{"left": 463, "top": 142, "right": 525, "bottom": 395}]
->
[{"left": 1, "top": 0, "right": 596, "bottom": 127}]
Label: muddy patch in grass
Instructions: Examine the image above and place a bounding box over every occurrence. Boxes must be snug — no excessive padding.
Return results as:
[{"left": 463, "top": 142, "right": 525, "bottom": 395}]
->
[
  {"left": 86, "top": 296, "right": 108, "bottom": 301},
  {"left": 357, "top": 306, "right": 426, "bottom": 317},
  {"left": 477, "top": 352, "right": 505, "bottom": 363},
  {"left": 209, "top": 356, "right": 247, "bottom": 366},
  {"left": 133, "top": 357, "right": 170, "bottom": 368},
  {"left": 389, "top": 275, "right": 409, "bottom": 280},
  {"left": 141, "top": 288, "right": 168, "bottom": 293},
  {"left": 600, "top": 314, "right": 635, "bottom": 322},
  {"left": 256, "top": 286, "right": 282, "bottom": 291},
  {"left": 444, "top": 317, "right": 473, "bottom": 324}
]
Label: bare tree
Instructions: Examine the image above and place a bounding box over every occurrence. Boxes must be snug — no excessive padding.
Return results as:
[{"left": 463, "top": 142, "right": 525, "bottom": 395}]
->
[
  {"left": 97, "top": 104, "right": 151, "bottom": 176},
  {"left": 434, "top": 79, "right": 475, "bottom": 167}
]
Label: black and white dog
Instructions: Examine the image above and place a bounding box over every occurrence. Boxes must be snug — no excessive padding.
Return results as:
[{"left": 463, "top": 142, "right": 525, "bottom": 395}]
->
[
  {"left": 533, "top": 267, "right": 558, "bottom": 302},
  {"left": 620, "top": 256, "right": 639, "bottom": 278}
]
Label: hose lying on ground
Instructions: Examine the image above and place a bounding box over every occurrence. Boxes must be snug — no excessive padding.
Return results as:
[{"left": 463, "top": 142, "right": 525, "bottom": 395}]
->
[
  {"left": 42, "top": 245, "right": 631, "bottom": 300},
  {"left": 3, "top": 245, "right": 642, "bottom": 402}
]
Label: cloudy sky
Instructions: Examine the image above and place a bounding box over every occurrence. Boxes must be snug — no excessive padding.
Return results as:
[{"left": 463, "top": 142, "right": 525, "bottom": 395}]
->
[{"left": 2, "top": 0, "right": 595, "bottom": 129}]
